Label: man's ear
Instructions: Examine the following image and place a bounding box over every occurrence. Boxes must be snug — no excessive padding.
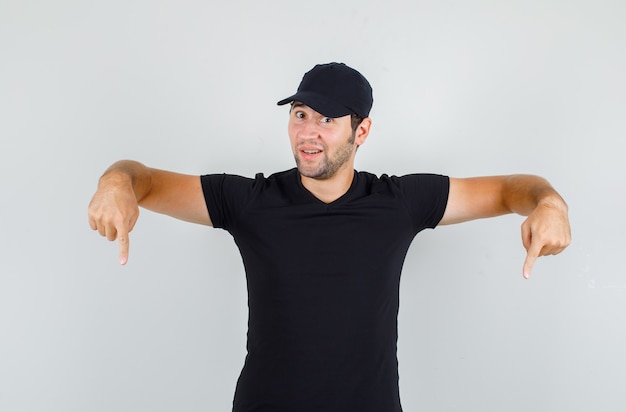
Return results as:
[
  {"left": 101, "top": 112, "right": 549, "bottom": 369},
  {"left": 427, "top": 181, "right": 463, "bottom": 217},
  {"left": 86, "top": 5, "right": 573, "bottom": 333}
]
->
[{"left": 355, "top": 117, "right": 372, "bottom": 146}]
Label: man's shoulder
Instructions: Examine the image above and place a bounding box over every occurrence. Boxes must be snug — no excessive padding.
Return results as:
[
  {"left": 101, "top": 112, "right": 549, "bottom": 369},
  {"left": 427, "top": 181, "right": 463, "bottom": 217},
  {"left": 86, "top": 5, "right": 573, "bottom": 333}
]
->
[
  {"left": 202, "top": 168, "right": 297, "bottom": 186},
  {"left": 354, "top": 170, "right": 448, "bottom": 186},
  {"left": 263, "top": 168, "right": 299, "bottom": 181}
]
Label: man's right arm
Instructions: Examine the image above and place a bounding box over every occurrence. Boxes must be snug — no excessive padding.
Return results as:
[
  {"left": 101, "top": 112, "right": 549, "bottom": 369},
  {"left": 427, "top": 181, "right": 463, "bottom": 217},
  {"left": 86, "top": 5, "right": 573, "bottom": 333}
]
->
[{"left": 88, "top": 160, "right": 211, "bottom": 264}]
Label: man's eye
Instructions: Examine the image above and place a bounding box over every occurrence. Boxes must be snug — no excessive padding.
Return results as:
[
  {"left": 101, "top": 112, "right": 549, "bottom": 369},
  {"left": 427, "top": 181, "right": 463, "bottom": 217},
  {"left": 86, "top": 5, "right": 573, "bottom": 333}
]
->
[
  {"left": 295, "top": 111, "right": 305, "bottom": 119},
  {"left": 320, "top": 117, "right": 333, "bottom": 123}
]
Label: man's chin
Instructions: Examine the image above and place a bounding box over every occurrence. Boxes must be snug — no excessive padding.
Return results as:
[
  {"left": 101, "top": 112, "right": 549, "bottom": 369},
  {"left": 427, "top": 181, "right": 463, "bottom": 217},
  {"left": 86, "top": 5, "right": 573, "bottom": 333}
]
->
[
  {"left": 297, "top": 165, "right": 332, "bottom": 180},
  {"left": 298, "top": 169, "right": 329, "bottom": 180}
]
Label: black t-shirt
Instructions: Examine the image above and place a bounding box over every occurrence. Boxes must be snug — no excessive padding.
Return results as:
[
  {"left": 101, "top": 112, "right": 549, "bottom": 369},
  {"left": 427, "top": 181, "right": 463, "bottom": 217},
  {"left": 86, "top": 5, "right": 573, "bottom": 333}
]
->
[{"left": 201, "top": 168, "right": 449, "bottom": 412}]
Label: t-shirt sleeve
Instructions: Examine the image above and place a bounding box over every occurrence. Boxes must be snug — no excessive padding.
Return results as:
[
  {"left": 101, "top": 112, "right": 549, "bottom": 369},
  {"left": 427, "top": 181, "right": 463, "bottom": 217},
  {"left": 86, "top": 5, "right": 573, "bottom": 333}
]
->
[
  {"left": 394, "top": 174, "right": 450, "bottom": 232},
  {"left": 200, "top": 173, "right": 257, "bottom": 230}
]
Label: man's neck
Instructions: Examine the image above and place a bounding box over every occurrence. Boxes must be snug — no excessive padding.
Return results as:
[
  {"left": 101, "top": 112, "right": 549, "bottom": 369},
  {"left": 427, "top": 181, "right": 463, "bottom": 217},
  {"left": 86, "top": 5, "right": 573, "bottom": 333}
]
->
[{"left": 300, "top": 168, "right": 355, "bottom": 204}]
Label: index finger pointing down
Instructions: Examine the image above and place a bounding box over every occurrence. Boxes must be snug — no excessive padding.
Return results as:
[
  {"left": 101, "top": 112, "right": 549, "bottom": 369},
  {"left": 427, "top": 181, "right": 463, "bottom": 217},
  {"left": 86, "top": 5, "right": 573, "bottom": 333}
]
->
[{"left": 118, "top": 234, "right": 130, "bottom": 265}]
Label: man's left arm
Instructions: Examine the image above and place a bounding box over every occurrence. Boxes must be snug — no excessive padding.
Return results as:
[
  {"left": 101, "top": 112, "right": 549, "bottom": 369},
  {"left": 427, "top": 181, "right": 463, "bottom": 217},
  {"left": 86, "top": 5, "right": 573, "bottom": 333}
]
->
[{"left": 439, "top": 175, "right": 571, "bottom": 279}]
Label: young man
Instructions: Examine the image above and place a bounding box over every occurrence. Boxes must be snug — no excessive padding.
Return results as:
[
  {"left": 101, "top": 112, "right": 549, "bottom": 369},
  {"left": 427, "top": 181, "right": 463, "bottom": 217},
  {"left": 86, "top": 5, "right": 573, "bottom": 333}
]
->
[{"left": 88, "top": 62, "right": 571, "bottom": 412}]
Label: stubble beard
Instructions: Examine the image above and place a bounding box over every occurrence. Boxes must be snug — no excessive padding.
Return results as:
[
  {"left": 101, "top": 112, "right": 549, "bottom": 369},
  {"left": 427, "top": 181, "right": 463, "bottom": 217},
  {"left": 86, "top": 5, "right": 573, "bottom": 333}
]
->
[{"left": 295, "top": 132, "right": 356, "bottom": 180}]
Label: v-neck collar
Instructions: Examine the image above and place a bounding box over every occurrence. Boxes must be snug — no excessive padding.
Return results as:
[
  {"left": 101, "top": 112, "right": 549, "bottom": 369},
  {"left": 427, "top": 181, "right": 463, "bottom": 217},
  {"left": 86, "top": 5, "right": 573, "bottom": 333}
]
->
[{"left": 294, "top": 169, "right": 359, "bottom": 206}]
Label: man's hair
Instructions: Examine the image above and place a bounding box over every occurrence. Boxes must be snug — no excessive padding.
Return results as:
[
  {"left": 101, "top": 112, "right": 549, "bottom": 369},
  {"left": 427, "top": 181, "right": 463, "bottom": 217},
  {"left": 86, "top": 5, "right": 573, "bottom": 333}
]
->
[{"left": 351, "top": 114, "right": 364, "bottom": 133}]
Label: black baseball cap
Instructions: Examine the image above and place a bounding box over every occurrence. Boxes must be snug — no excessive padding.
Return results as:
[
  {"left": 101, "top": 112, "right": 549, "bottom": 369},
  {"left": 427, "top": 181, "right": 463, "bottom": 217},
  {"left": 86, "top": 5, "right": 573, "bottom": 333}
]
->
[{"left": 277, "top": 62, "right": 373, "bottom": 118}]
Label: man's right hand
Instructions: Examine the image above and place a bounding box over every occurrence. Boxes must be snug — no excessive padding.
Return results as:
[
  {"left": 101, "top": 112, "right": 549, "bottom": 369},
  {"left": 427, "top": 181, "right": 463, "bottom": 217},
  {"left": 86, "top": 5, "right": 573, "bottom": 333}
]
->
[{"left": 88, "top": 173, "right": 140, "bottom": 265}]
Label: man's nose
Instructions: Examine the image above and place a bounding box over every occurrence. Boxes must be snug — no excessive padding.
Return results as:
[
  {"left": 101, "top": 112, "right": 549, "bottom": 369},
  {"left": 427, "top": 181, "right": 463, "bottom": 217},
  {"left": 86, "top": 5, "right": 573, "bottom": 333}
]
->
[{"left": 298, "top": 118, "right": 321, "bottom": 139}]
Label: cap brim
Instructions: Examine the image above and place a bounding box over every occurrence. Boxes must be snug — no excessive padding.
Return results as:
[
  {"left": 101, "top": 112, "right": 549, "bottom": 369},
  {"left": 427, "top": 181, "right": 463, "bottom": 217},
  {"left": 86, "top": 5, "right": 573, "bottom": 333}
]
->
[
  {"left": 276, "top": 91, "right": 352, "bottom": 118},
  {"left": 277, "top": 95, "right": 296, "bottom": 106}
]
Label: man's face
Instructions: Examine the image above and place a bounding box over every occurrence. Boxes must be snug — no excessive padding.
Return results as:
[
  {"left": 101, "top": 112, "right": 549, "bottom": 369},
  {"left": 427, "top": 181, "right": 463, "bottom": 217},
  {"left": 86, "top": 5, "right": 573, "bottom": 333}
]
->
[{"left": 288, "top": 103, "right": 357, "bottom": 180}]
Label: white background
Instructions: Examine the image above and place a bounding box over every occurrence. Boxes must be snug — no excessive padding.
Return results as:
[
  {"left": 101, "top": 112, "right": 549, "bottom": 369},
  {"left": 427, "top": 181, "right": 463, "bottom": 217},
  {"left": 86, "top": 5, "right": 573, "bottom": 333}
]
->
[{"left": 1, "top": 0, "right": 625, "bottom": 411}]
